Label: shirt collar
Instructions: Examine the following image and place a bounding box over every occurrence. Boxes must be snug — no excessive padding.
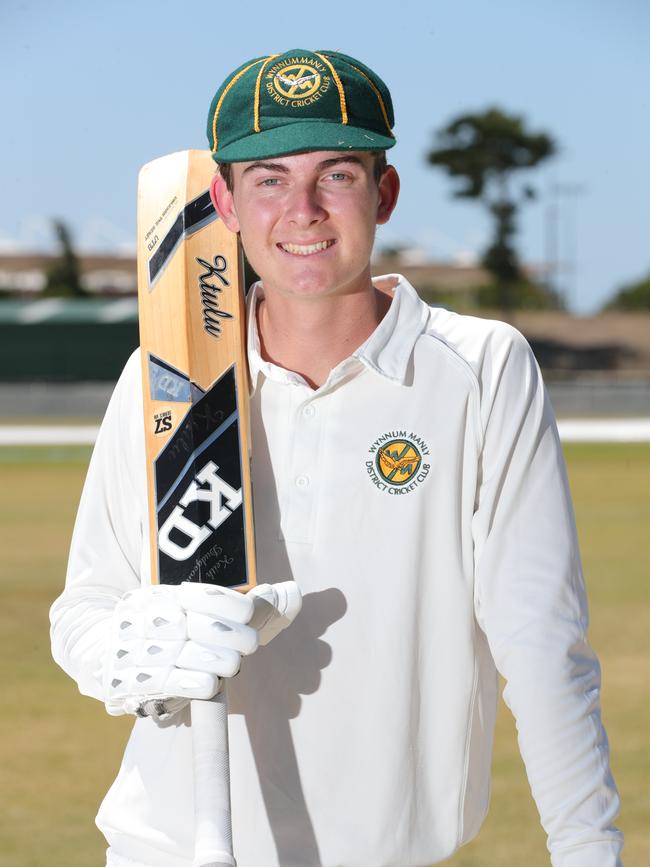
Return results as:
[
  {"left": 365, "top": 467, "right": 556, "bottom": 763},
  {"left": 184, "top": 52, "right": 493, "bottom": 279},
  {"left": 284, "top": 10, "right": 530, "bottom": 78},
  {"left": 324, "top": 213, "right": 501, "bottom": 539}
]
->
[{"left": 246, "top": 274, "right": 430, "bottom": 393}]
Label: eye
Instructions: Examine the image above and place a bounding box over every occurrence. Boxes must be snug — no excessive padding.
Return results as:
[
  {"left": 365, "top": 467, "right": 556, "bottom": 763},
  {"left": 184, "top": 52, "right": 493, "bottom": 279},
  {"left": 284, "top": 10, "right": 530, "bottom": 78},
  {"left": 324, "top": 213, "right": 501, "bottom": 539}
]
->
[
  {"left": 322, "top": 170, "right": 354, "bottom": 186},
  {"left": 259, "top": 177, "right": 281, "bottom": 187}
]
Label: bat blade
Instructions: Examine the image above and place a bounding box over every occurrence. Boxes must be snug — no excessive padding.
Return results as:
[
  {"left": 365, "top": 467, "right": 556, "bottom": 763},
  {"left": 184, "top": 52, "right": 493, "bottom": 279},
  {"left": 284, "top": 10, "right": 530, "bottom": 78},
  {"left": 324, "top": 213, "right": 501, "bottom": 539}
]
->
[
  {"left": 137, "top": 150, "right": 255, "bottom": 867},
  {"left": 137, "top": 149, "right": 255, "bottom": 592}
]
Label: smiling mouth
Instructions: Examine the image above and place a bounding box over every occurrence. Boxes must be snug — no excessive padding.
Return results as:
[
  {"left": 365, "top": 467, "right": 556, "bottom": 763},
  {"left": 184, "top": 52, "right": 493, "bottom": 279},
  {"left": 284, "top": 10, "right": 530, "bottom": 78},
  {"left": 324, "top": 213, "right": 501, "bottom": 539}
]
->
[{"left": 278, "top": 240, "right": 336, "bottom": 256}]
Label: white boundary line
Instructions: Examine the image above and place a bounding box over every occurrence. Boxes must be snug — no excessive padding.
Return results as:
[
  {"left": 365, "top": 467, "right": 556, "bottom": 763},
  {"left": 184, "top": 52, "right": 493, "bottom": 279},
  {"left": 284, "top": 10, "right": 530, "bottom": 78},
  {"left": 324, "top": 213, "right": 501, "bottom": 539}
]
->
[
  {"left": 1, "top": 419, "right": 650, "bottom": 446},
  {"left": 16, "top": 298, "right": 66, "bottom": 323},
  {"left": 557, "top": 418, "right": 650, "bottom": 442},
  {"left": 0, "top": 426, "right": 100, "bottom": 445}
]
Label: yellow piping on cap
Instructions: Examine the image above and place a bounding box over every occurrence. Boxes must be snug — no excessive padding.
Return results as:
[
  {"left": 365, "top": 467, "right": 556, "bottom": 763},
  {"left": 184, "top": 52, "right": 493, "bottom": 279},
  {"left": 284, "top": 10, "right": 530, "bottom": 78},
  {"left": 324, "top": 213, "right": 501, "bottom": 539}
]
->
[
  {"left": 347, "top": 62, "right": 394, "bottom": 137},
  {"left": 254, "top": 54, "right": 280, "bottom": 133},
  {"left": 315, "top": 52, "right": 348, "bottom": 125},
  {"left": 212, "top": 57, "right": 267, "bottom": 152}
]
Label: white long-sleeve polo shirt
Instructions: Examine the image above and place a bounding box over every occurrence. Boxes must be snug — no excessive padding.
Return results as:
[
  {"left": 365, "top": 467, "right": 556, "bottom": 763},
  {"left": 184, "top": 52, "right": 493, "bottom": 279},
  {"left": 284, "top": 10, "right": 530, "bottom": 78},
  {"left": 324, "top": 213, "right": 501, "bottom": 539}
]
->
[{"left": 50, "top": 275, "right": 622, "bottom": 867}]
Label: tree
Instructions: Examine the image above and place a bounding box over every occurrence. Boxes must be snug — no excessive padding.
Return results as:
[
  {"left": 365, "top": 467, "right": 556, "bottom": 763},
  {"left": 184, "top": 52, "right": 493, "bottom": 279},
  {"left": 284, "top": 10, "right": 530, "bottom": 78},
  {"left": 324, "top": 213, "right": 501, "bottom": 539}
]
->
[
  {"left": 476, "top": 278, "right": 563, "bottom": 311},
  {"left": 426, "top": 107, "right": 556, "bottom": 311},
  {"left": 603, "top": 271, "right": 650, "bottom": 311},
  {"left": 44, "top": 219, "right": 86, "bottom": 297}
]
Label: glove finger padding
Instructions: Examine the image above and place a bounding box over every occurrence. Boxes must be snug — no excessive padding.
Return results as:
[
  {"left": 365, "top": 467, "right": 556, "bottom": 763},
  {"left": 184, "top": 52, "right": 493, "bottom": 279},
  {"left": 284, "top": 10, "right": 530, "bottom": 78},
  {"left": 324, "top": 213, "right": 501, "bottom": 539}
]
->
[
  {"left": 248, "top": 581, "right": 303, "bottom": 646},
  {"left": 110, "top": 637, "right": 186, "bottom": 670},
  {"left": 179, "top": 582, "right": 255, "bottom": 623},
  {"left": 186, "top": 610, "right": 258, "bottom": 656},
  {"left": 107, "top": 662, "right": 218, "bottom": 700},
  {"left": 176, "top": 639, "right": 243, "bottom": 677},
  {"left": 116, "top": 586, "right": 188, "bottom": 639},
  {"left": 106, "top": 586, "right": 189, "bottom": 688}
]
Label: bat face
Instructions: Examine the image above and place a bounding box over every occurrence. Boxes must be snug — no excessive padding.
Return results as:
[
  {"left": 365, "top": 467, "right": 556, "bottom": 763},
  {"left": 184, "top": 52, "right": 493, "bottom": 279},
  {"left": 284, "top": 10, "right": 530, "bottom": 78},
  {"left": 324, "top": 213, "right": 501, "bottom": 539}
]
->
[{"left": 137, "top": 150, "right": 256, "bottom": 591}]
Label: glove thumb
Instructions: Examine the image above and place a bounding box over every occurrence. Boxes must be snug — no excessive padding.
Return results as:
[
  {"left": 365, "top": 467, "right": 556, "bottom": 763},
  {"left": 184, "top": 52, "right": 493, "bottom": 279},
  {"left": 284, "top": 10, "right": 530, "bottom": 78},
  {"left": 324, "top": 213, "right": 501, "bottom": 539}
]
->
[{"left": 247, "top": 581, "right": 302, "bottom": 646}]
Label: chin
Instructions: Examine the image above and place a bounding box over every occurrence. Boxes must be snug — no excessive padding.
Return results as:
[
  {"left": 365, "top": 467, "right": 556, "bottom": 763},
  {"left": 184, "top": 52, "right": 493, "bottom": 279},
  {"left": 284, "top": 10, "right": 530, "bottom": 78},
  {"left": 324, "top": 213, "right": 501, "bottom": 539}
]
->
[{"left": 263, "top": 265, "right": 346, "bottom": 300}]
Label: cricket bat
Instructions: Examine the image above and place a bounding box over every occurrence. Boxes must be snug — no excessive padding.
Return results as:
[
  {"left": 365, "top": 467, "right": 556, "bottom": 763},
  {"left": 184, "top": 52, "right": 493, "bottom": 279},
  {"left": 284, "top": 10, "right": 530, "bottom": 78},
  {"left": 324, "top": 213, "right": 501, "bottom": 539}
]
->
[{"left": 137, "top": 150, "right": 255, "bottom": 867}]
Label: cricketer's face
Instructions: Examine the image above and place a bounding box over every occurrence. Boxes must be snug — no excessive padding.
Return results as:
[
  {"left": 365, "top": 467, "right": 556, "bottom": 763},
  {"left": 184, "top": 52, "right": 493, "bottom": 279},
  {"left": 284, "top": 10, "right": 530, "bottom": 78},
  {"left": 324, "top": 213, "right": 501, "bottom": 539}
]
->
[{"left": 210, "top": 150, "right": 399, "bottom": 301}]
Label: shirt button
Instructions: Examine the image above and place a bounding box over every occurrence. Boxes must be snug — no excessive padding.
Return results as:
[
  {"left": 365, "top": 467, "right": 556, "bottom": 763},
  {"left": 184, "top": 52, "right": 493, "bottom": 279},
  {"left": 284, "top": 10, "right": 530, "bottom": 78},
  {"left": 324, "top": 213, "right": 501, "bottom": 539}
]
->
[
  {"left": 302, "top": 405, "right": 316, "bottom": 418},
  {"left": 295, "top": 475, "right": 310, "bottom": 488}
]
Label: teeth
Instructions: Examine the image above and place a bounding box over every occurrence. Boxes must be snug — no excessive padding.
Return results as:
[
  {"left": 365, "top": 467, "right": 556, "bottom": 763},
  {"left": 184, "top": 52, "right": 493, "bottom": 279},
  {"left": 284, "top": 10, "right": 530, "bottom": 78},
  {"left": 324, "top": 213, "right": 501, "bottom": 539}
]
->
[{"left": 280, "top": 240, "right": 334, "bottom": 256}]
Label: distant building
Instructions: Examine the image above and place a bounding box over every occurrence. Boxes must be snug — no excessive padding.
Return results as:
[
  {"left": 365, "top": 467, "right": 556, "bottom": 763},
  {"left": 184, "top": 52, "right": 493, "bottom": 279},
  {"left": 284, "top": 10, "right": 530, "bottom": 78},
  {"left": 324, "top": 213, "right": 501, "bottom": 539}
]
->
[
  {"left": 372, "top": 254, "right": 490, "bottom": 305},
  {"left": 0, "top": 252, "right": 137, "bottom": 297}
]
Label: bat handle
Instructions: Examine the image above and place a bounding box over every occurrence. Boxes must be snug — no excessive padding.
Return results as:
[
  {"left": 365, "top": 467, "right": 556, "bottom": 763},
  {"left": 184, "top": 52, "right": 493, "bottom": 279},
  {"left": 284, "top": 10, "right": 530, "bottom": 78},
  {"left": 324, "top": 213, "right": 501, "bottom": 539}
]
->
[{"left": 191, "top": 692, "right": 236, "bottom": 867}]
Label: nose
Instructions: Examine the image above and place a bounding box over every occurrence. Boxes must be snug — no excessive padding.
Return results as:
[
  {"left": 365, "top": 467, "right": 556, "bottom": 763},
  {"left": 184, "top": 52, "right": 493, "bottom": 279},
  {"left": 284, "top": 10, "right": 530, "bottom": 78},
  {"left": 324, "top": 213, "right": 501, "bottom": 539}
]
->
[{"left": 285, "top": 181, "right": 327, "bottom": 228}]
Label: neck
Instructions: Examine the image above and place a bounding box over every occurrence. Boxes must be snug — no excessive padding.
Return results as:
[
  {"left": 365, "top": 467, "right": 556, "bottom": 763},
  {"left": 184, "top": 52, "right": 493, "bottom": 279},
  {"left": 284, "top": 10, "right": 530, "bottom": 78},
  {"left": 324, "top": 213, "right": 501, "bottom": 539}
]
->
[{"left": 256, "top": 278, "right": 394, "bottom": 389}]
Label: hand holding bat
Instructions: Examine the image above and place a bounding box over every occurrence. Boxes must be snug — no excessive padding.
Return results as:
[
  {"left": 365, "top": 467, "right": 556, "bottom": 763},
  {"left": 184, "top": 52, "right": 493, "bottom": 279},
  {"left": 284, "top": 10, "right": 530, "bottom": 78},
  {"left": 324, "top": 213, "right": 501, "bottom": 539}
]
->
[{"left": 104, "top": 582, "right": 301, "bottom": 721}]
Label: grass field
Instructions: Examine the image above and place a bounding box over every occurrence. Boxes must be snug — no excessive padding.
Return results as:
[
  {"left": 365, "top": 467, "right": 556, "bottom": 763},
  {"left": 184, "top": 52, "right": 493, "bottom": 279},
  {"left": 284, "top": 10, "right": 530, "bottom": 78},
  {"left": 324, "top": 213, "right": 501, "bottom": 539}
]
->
[{"left": 0, "top": 443, "right": 647, "bottom": 867}]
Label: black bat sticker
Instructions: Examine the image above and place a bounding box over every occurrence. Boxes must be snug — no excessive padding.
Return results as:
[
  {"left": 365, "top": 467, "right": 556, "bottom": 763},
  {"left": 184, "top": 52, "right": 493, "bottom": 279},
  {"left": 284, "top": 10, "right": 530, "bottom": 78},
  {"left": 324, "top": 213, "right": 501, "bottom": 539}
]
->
[{"left": 154, "top": 364, "right": 249, "bottom": 587}]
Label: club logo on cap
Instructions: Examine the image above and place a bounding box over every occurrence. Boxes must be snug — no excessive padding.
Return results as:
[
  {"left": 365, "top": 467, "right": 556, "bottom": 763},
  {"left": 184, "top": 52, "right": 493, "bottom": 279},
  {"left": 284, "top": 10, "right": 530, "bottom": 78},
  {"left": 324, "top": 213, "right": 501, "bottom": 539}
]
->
[{"left": 266, "top": 55, "right": 331, "bottom": 108}]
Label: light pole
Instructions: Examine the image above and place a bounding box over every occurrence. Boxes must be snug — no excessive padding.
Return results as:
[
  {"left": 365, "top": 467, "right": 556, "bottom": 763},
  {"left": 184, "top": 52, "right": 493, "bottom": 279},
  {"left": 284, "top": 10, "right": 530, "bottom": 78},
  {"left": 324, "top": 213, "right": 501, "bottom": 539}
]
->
[{"left": 545, "top": 182, "right": 587, "bottom": 312}]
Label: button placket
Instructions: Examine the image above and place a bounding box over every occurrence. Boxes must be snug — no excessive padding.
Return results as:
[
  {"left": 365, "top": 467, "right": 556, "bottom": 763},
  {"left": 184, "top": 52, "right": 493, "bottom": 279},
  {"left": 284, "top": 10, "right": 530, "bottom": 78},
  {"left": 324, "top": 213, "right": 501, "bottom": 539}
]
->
[{"left": 282, "top": 390, "right": 323, "bottom": 544}]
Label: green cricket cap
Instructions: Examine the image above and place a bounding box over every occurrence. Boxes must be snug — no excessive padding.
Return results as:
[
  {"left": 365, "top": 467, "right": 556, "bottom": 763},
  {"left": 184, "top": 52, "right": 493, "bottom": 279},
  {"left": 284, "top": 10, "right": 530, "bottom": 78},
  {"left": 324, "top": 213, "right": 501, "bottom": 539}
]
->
[{"left": 207, "top": 49, "right": 396, "bottom": 163}]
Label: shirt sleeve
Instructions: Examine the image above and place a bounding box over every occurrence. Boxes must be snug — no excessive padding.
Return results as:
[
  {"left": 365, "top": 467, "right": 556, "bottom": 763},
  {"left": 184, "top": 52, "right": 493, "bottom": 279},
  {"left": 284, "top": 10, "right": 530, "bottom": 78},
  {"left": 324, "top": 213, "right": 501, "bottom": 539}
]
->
[
  {"left": 49, "top": 349, "right": 146, "bottom": 703},
  {"left": 471, "top": 325, "right": 623, "bottom": 867}
]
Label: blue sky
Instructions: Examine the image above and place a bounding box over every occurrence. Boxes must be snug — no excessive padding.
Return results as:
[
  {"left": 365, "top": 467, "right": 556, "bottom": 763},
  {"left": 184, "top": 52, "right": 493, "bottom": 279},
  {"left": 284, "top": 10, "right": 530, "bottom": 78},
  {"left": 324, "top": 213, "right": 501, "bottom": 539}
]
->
[{"left": 1, "top": 0, "right": 648, "bottom": 312}]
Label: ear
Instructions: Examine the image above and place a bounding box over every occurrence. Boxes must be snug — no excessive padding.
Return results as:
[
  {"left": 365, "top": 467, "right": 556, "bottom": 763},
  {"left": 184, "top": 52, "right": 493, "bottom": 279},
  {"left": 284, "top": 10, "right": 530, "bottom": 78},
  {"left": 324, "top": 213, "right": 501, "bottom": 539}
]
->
[
  {"left": 209, "top": 171, "right": 240, "bottom": 233},
  {"left": 375, "top": 165, "right": 400, "bottom": 226}
]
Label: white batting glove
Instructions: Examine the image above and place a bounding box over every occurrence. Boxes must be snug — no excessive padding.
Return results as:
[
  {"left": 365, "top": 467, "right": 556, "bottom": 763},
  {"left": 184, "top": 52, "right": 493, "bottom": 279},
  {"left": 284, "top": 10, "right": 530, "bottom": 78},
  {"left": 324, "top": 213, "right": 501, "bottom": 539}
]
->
[{"left": 104, "top": 581, "right": 301, "bottom": 720}]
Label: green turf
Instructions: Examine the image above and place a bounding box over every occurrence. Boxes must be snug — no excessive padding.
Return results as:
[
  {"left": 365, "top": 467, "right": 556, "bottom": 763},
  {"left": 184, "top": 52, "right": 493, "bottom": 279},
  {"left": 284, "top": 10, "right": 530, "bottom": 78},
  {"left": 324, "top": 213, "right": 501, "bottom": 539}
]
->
[
  {"left": 0, "top": 443, "right": 647, "bottom": 866},
  {"left": 0, "top": 417, "right": 101, "bottom": 426},
  {"left": 0, "top": 452, "right": 132, "bottom": 867},
  {"left": 0, "top": 445, "right": 94, "bottom": 465}
]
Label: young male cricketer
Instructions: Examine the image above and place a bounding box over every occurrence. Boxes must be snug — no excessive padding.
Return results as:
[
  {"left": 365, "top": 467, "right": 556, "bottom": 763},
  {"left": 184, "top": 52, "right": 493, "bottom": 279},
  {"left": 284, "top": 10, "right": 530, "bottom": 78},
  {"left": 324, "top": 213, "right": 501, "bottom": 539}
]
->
[{"left": 50, "top": 49, "right": 623, "bottom": 867}]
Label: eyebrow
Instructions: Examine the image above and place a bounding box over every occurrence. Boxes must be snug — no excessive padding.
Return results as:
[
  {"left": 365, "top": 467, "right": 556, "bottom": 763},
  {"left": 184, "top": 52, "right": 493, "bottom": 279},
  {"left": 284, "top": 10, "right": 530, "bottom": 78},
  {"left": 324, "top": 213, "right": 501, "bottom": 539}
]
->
[
  {"left": 241, "top": 155, "right": 365, "bottom": 177},
  {"left": 242, "top": 161, "right": 290, "bottom": 176},
  {"left": 315, "top": 156, "right": 365, "bottom": 170}
]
